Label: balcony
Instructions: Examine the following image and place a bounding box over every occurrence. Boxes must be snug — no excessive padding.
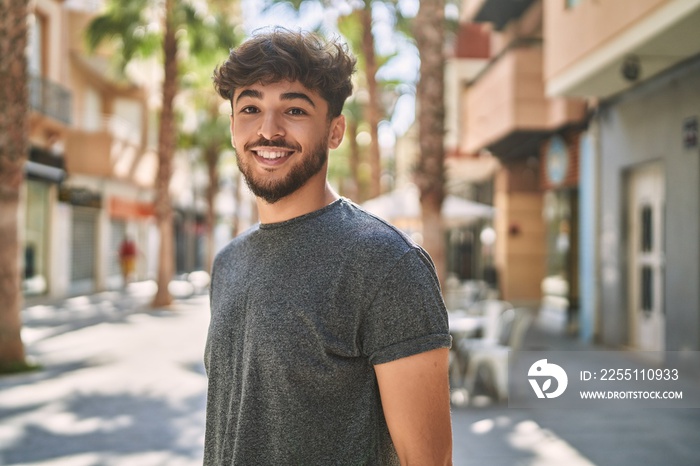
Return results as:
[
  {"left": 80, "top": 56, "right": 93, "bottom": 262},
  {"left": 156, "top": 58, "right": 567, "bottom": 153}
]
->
[
  {"left": 462, "top": 40, "right": 585, "bottom": 159},
  {"left": 29, "top": 75, "right": 72, "bottom": 125},
  {"left": 545, "top": 0, "right": 700, "bottom": 98},
  {"left": 465, "top": 0, "right": 537, "bottom": 31},
  {"left": 65, "top": 114, "right": 155, "bottom": 187}
]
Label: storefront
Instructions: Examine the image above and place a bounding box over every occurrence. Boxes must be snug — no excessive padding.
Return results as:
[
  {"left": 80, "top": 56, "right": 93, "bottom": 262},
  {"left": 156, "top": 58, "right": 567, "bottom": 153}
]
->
[
  {"left": 23, "top": 146, "right": 66, "bottom": 296},
  {"left": 540, "top": 132, "right": 581, "bottom": 333},
  {"left": 107, "top": 195, "right": 156, "bottom": 287},
  {"left": 59, "top": 185, "right": 102, "bottom": 295}
]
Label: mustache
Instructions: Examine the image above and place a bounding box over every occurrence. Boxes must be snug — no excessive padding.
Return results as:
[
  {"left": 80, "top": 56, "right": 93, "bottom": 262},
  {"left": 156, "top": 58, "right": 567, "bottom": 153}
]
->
[{"left": 243, "top": 138, "right": 302, "bottom": 152}]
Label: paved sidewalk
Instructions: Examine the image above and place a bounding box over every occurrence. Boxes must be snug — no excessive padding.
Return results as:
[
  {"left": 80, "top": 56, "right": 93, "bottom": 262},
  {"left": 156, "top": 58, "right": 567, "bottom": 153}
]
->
[
  {"left": 1, "top": 286, "right": 210, "bottom": 466},
  {"left": 2, "top": 289, "right": 699, "bottom": 465},
  {"left": 450, "top": 322, "right": 700, "bottom": 466}
]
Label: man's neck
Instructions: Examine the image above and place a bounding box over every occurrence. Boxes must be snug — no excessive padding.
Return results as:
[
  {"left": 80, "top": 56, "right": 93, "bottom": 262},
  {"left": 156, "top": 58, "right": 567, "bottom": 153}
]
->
[{"left": 256, "top": 181, "right": 340, "bottom": 225}]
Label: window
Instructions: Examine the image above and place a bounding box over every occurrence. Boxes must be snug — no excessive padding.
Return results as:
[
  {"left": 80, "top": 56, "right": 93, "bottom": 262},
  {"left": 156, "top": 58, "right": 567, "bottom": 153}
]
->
[
  {"left": 640, "top": 204, "right": 653, "bottom": 252},
  {"left": 641, "top": 266, "right": 653, "bottom": 314},
  {"left": 27, "top": 13, "right": 46, "bottom": 76}
]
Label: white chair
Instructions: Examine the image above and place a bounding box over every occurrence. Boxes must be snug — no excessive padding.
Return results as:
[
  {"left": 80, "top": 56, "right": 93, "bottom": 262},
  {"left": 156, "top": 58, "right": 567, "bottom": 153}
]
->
[
  {"left": 459, "top": 307, "right": 534, "bottom": 402},
  {"left": 449, "top": 299, "right": 512, "bottom": 389}
]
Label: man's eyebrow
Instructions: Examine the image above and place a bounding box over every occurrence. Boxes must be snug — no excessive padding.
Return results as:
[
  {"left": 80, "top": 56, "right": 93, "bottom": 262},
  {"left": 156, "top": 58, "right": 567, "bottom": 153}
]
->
[
  {"left": 281, "top": 92, "right": 316, "bottom": 108},
  {"left": 235, "top": 89, "right": 262, "bottom": 104}
]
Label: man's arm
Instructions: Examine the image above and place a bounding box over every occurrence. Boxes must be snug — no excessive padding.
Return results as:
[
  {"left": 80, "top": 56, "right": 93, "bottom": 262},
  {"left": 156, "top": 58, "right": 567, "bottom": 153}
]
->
[{"left": 374, "top": 347, "right": 453, "bottom": 466}]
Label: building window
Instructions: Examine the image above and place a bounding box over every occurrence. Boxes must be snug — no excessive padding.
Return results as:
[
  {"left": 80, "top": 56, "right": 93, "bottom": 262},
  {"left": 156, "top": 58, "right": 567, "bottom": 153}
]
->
[
  {"left": 640, "top": 204, "right": 653, "bottom": 252},
  {"left": 27, "top": 12, "right": 47, "bottom": 76},
  {"left": 641, "top": 266, "right": 653, "bottom": 313}
]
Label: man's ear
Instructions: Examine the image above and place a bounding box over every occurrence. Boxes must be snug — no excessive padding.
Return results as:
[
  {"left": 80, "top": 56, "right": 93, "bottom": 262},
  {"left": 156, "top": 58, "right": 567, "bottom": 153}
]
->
[{"left": 328, "top": 114, "right": 346, "bottom": 150}]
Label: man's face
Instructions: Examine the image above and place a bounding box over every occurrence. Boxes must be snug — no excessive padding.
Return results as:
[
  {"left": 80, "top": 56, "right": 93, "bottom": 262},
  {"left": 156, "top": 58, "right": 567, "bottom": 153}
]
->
[{"left": 230, "top": 80, "right": 345, "bottom": 204}]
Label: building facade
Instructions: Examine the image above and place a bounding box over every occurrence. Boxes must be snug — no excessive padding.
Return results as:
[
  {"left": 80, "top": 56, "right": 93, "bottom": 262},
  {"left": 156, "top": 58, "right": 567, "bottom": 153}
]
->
[
  {"left": 455, "top": 0, "right": 587, "bottom": 313},
  {"left": 24, "top": 0, "right": 73, "bottom": 298},
  {"left": 544, "top": 0, "right": 700, "bottom": 351}
]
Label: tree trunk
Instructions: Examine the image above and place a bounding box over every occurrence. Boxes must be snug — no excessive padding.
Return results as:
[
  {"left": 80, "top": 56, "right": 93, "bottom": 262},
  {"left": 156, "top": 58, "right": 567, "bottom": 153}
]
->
[
  {"left": 151, "top": 0, "right": 177, "bottom": 308},
  {"left": 347, "top": 116, "right": 361, "bottom": 202},
  {"left": 414, "top": 0, "right": 447, "bottom": 288},
  {"left": 231, "top": 170, "right": 244, "bottom": 238},
  {"left": 204, "top": 144, "right": 218, "bottom": 274},
  {"left": 360, "top": 1, "right": 382, "bottom": 199},
  {"left": 0, "top": 0, "right": 29, "bottom": 370}
]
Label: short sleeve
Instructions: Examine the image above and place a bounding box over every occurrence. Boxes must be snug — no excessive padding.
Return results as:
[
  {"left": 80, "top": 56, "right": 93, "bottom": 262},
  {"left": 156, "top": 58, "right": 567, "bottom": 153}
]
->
[{"left": 360, "top": 248, "right": 452, "bottom": 365}]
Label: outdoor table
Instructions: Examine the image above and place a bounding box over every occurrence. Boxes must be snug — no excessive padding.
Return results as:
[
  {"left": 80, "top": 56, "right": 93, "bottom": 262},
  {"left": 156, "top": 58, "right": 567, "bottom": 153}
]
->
[
  {"left": 448, "top": 311, "right": 483, "bottom": 389},
  {"left": 448, "top": 311, "right": 483, "bottom": 336}
]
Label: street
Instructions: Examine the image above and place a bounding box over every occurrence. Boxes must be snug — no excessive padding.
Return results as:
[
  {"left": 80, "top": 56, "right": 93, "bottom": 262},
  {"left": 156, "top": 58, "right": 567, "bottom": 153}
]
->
[
  {"left": 1, "top": 288, "right": 699, "bottom": 465},
  {"left": 1, "top": 288, "right": 209, "bottom": 466}
]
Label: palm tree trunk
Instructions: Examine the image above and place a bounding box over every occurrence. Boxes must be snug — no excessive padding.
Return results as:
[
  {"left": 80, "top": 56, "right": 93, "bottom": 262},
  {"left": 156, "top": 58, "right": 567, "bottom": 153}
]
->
[
  {"left": 414, "top": 0, "right": 447, "bottom": 287},
  {"left": 151, "top": 0, "right": 177, "bottom": 308},
  {"left": 0, "top": 0, "right": 29, "bottom": 370},
  {"left": 360, "top": 1, "right": 382, "bottom": 199},
  {"left": 347, "top": 116, "right": 361, "bottom": 202},
  {"left": 204, "top": 144, "right": 218, "bottom": 274}
]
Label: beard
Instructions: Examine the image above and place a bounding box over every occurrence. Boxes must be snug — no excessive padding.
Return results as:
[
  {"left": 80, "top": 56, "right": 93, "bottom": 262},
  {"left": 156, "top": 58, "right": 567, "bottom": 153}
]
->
[{"left": 235, "top": 134, "right": 329, "bottom": 204}]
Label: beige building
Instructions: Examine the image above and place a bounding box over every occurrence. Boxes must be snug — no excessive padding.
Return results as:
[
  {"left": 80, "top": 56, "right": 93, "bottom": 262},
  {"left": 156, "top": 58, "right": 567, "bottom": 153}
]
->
[
  {"left": 23, "top": 0, "right": 73, "bottom": 297},
  {"left": 454, "top": 0, "right": 586, "bottom": 314},
  {"left": 544, "top": 0, "right": 700, "bottom": 351},
  {"left": 24, "top": 0, "right": 159, "bottom": 298}
]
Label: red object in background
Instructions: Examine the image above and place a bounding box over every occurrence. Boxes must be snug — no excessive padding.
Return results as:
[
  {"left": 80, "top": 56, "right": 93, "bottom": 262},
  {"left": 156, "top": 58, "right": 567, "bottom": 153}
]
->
[{"left": 119, "top": 239, "right": 136, "bottom": 258}]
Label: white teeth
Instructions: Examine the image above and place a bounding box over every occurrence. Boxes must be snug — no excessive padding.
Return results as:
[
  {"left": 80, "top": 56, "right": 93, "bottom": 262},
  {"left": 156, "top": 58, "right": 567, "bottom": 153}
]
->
[{"left": 257, "top": 150, "right": 290, "bottom": 159}]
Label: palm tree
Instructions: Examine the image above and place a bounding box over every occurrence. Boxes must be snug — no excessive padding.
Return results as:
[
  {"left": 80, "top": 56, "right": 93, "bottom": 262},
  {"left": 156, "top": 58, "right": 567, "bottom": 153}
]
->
[
  {"left": 357, "top": 1, "right": 382, "bottom": 198},
  {"left": 413, "top": 0, "right": 446, "bottom": 286},
  {"left": 177, "top": 104, "right": 233, "bottom": 272},
  {"left": 86, "top": 0, "right": 237, "bottom": 306},
  {"left": 86, "top": 0, "right": 177, "bottom": 307},
  {"left": 342, "top": 96, "right": 364, "bottom": 202},
  {"left": 178, "top": 10, "right": 240, "bottom": 272},
  {"left": 265, "top": 0, "right": 390, "bottom": 198},
  {"left": 0, "top": 0, "right": 30, "bottom": 371}
]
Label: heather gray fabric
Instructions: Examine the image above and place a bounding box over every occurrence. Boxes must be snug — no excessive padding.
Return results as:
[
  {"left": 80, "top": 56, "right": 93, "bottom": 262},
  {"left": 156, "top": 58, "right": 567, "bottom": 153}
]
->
[{"left": 204, "top": 198, "right": 451, "bottom": 465}]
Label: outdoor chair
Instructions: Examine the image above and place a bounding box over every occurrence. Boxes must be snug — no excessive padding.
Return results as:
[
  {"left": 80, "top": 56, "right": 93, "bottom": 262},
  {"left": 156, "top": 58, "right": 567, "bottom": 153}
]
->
[
  {"left": 448, "top": 299, "right": 513, "bottom": 388},
  {"left": 459, "top": 307, "right": 534, "bottom": 402}
]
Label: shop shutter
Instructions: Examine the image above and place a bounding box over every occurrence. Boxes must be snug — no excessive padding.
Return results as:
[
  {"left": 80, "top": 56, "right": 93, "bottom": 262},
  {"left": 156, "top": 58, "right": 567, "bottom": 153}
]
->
[{"left": 71, "top": 207, "right": 98, "bottom": 282}]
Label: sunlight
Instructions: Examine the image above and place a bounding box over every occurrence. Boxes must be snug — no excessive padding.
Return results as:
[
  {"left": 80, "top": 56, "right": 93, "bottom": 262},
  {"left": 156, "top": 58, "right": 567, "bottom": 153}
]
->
[
  {"left": 471, "top": 418, "right": 495, "bottom": 435},
  {"left": 41, "top": 412, "right": 133, "bottom": 435},
  {"left": 508, "top": 420, "right": 595, "bottom": 466}
]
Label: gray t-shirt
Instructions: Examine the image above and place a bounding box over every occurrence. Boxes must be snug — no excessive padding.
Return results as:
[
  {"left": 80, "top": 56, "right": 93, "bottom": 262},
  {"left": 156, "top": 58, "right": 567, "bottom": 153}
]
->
[{"left": 204, "top": 198, "right": 451, "bottom": 465}]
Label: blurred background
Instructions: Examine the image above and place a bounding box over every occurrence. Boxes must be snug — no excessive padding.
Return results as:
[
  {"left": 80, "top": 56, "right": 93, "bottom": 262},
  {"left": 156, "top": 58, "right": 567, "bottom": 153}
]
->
[{"left": 1, "top": 0, "right": 700, "bottom": 464}]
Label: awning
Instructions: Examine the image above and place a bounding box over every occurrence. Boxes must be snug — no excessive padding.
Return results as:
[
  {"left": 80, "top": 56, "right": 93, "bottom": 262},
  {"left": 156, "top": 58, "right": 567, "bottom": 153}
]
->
[
  {"left": 362, "top": 184, "right": 495, "bottom": 228},
  {"left": 25, "top": 160, "right": 66, "bottom": 184}
]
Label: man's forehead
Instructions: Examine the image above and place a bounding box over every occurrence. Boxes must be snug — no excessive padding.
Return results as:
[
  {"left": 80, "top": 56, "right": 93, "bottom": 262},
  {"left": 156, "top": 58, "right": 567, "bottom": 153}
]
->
[{"left": 234, "top": 81, "right": 320, "bottom": 102}]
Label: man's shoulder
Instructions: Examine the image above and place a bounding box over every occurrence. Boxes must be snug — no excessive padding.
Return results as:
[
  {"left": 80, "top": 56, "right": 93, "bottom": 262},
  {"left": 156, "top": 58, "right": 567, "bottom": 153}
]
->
[
  {"left": 213, "top": 224, "right": 258, "bottom": 263},
  {"left": 333, "top": 199, "right": 423, "bottom": 260}
]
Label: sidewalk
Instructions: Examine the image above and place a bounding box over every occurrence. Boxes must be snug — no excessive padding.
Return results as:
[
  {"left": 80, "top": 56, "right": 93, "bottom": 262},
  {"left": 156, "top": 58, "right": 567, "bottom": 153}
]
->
[
  {"left": 2, "top": 284, "right": 210, "bottom": 466},
  {"left": 450, "top": 318, "right": 700, "bottom": 466},
  {"left": 2, "top": 290, "right": 699, "bottom": 465}
]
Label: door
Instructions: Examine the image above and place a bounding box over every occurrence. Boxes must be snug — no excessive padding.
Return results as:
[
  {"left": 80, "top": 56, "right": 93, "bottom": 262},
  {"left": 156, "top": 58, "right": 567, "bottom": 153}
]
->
[{"left": 627, "top": 163, "right": 665, "bottom": 352}]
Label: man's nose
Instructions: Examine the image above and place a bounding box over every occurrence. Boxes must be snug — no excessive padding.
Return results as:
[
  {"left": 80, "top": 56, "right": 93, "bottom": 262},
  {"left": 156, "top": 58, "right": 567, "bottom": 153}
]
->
[{"left": 258, "top": 112, "right": 285, "bottom": 140}]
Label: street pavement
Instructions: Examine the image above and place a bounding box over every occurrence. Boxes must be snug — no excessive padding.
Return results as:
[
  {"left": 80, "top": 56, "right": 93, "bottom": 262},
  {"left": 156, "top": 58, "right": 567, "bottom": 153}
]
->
[
  {"left": 1, "top": 284, "right": 699, "bottom": 465},
  {"left": 450, "top": 323, "right": 700, "bottom": 466}
]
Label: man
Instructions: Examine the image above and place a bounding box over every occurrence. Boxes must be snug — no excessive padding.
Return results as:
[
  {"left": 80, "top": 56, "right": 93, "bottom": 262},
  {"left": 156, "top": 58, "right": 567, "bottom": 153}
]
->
[{"left": 205, "top": 28, "right": 453, "bottom": 465}]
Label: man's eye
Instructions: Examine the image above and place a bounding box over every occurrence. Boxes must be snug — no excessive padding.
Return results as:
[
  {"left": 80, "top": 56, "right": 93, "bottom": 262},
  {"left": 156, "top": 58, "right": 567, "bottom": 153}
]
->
[
  {"left": 240, "top": 107, "right": 258, "bottom": 114},
  {"left": 288, "top": 108, "right": 306, "bottom": 116}
]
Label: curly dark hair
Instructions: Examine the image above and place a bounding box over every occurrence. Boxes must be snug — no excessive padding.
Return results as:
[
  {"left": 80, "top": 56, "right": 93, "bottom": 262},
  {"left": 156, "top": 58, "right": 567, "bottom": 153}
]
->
[{"left": 213, "top": 27, "right": 356, "bottom": 119}]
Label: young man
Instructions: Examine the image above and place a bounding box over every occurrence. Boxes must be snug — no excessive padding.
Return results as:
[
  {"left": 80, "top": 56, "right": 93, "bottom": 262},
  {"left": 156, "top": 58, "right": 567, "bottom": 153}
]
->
[{"left": 205, "top": 28, "right": 453, "bottom": 465}]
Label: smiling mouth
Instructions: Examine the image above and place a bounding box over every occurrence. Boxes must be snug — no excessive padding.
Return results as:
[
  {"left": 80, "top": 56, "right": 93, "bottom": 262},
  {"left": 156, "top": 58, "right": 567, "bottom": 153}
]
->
[{"left": 254, "top": 149, "right": 293, "bottom": 160}]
